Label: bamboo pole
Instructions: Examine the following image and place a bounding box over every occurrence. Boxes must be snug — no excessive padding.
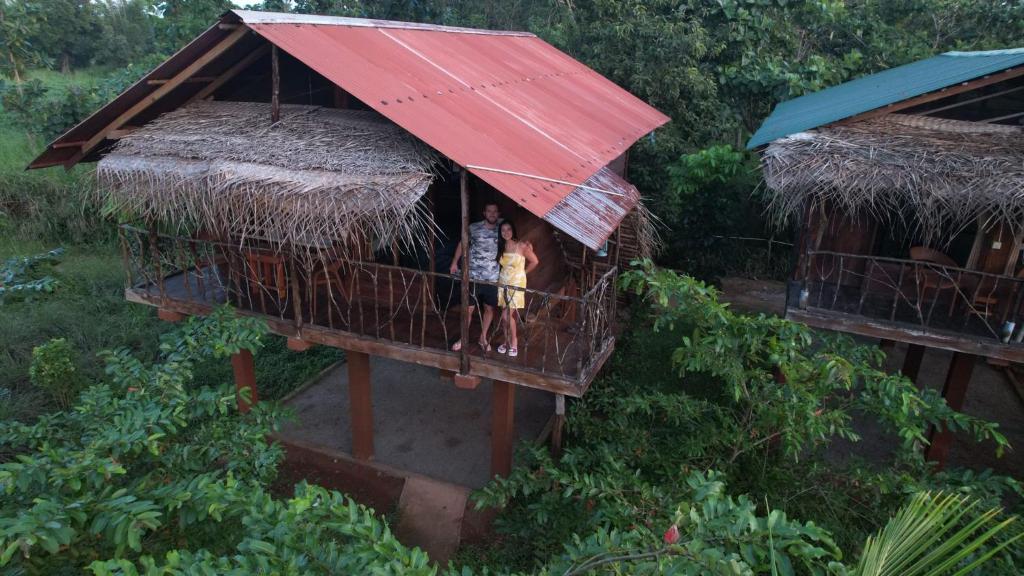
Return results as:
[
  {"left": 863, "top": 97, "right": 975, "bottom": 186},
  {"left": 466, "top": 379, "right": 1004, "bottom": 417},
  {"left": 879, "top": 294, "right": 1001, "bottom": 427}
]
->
[{"left": 271, "top": 45, "right": 280, "bottom": 123}]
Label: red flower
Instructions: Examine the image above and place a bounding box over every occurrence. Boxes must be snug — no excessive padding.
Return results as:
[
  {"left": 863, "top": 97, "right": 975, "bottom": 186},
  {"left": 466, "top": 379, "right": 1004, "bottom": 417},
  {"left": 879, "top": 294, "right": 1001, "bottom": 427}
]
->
[{"left": 663, "top": 524, "right": 680, "bottom": 545}]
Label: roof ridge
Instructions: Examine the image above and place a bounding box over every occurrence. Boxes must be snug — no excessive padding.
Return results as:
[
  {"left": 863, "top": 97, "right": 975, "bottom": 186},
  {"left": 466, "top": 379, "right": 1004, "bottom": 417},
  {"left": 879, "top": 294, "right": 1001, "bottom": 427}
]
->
[
  {"left": 231, "top": 9, "right": 535, "bottom": 37},
  {"left": 943, "top": 47, "right": 1024, "bottom": 57}
]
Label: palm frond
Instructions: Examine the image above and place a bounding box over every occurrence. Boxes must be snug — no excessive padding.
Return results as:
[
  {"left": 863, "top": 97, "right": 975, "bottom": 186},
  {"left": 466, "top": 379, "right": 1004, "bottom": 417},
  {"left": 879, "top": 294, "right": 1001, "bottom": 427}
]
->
[{"left": 853, "top": 492, "right": 1021, "bottom": 576}]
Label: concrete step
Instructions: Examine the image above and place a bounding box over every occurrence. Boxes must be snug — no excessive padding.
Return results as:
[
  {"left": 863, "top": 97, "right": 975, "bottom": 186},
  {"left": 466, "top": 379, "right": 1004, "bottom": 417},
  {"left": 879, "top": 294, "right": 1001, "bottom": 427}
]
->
[{"left": 394, "top": 475, "right": 470, "bottom": 565}]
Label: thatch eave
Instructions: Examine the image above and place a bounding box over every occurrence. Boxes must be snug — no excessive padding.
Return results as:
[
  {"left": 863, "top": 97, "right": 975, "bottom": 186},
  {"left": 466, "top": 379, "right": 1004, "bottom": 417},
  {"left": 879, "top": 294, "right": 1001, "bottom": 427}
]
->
[
  {"left": 761, "top": 115, "right": 1024, "bottom": 241},
  {"left": 97, "top": 101, "right": 439, "bottom": 259}
]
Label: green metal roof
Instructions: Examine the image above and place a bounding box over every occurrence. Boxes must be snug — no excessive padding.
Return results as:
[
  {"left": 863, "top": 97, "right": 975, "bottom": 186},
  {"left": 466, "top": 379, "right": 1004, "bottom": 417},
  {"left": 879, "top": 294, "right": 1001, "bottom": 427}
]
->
[{"left": 746, "top": 48, "right": 1024, "bottom": 149}]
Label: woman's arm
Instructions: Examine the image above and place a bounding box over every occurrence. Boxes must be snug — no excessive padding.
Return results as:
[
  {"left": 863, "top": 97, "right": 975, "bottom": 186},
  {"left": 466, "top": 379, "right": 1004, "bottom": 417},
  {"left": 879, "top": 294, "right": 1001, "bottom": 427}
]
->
[{"left": 523, "top": 242, "right": 539, "bottom": 275}]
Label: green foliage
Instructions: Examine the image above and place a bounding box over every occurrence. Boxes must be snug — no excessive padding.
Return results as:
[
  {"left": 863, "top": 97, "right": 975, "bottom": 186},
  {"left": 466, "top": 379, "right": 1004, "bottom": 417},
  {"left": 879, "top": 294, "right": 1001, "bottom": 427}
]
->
[
  {"left": 466, "top": 262, "right": 1018, "bottom": 574},
  {"left": 0, "top": 247, "right": 62, "bottom": 304},
  {"left": 619, "top": 260, "right": 1008, "bottom": 461},
  {"left": 28, "top": 337, "right": 80, "bottom": 409},
  {"left": 852, "top": 492, "right": 1021, "bottom": 576},
  {"left": 0, "top": 308, "right": 438, "bottom": 575}
]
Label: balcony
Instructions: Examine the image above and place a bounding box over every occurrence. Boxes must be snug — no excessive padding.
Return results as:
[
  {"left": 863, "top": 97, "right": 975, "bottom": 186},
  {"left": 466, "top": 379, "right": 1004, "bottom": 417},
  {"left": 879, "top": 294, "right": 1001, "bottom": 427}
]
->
[
  {"left": 119, "top": 225, "right": 617, "bottom": 395},
  {"left": 790, "top": 250, "right": 1024, "bottom": 362}
]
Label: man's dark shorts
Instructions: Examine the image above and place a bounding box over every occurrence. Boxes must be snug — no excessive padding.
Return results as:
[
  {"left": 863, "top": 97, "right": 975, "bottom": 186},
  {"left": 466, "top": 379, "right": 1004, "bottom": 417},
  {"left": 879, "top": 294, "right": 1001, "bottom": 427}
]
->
[{"left": 471, "top": 282, "right": 498, "bottom": 308}]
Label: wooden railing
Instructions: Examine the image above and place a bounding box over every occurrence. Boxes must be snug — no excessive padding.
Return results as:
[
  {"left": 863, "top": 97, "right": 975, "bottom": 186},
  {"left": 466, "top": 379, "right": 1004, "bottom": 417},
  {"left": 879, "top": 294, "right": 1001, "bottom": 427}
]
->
[
  {"left": 119, "top": 225, "right": 617, "bottom": 385},
  {"left": 796, "top": 250, "right": 1024, "bottom": 344}
]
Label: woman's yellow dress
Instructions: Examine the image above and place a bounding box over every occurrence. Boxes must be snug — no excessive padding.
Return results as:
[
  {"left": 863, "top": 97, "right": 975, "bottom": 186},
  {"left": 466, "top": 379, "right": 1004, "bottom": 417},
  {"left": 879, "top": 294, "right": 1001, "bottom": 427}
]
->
[{"left": 498, "top": 252, "right": 527, "bottom": 309}]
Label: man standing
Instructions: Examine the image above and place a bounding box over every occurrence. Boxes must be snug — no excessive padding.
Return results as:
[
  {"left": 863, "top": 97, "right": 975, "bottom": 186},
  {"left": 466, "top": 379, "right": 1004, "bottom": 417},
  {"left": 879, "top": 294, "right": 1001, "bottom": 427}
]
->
[{"left": 450, "top": 202, "right": 500, "bottom": 351}]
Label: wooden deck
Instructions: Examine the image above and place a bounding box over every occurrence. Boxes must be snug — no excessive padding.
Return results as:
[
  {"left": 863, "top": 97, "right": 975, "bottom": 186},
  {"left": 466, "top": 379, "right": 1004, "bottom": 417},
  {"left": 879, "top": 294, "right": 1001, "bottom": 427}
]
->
[
  {"left": 793, "top": 251, "right": 1024, "bottom": 362},
  {"left": 126, "top": 265, "right": 615, "bottom": 396}
]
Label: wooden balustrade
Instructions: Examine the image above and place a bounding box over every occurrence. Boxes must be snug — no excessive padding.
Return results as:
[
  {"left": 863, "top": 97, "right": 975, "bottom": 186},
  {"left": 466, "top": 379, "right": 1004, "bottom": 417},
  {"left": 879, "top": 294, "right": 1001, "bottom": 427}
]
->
[
  {"left": 119, "top": 225, "right": 618, "bottom": 387},
  {"left": 796, "top": 250, "right": 1024, "bottom": 344}
]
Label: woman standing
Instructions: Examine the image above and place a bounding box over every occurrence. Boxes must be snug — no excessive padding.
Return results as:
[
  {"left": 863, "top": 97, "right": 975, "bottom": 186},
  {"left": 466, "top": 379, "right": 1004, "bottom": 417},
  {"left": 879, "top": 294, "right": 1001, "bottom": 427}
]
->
[{"left": 496, "top": 220, "right": 539, "bottom": 357}]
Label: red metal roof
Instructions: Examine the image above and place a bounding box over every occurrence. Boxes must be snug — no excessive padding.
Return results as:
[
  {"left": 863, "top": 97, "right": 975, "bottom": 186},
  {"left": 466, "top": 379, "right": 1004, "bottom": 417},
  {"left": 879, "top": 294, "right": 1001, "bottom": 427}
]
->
[
  {"left": 29, "top": 10, "right": 668, "bottom": 248},
  {"left": 243, "top": 13, "right": 668, "bottom": 225}
]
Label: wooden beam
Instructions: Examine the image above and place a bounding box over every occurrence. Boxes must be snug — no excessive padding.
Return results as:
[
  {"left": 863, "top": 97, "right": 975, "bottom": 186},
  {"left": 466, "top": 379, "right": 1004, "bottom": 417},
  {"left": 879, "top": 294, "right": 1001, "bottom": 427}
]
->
[
  {"left": 925, "top": 352, "right": 976, "bottom": 468},
  {"left": 287, "top": 337, "right": 313, "bottom": 352},
  {"left": 347, "top": 350, "right": 374, "bottom": 460},
  {"left": 786, "top": 308, "right": 1024, "bottom": 364},
  {"left": 52, "top": 140, "right": 87, "bottom": 149},
  {"left": 921, "top": 84, "right": 1024, "bottom": 115},
  {"left": 108, "top": 127, "right": 139, "bottom": 139},
  {"left": 146, "top": 76, "right": 216, "bottom": 85},
  {"left": 459, "top": 169, "right": 472, "bottom": 375},
  {"left": 189, "top": 43, "right": 271, "bottom": 104},
  {"left": 491, "top": 380, "right": 516, "bottom": 478},
  {"left": 66, "top": 26, "right": 249, "bottom": 167},
  {"left": 550, "top": 393, "right": 565, "bottom": 457},
  {"left": 901, "top": 344, "right": 926, "bottom": 384},
  {"left": 231, "top": 348, "right": 257, "bottom": 413},
  {"left": 837, "top": 66, "right": 1024, "bottom": 125},
  {"left": 982, "top": 109, "right": 1024, "bottom": 123},
  {"left": 157, "top": 308, "right": 185, "bottom": 323},
  {"left": 271, "top": 45, "right": 280, "bottom": 123}
]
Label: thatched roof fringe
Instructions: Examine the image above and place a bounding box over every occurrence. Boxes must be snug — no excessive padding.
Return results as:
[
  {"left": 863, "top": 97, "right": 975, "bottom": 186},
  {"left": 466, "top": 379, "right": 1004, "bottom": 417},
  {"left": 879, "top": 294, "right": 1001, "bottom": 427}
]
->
[
  {"left": 97, "top": 101, "right": 439, "bottom": 261},
  {"left": 761, "top": 115, "right": 1024, "bottom": 243}
]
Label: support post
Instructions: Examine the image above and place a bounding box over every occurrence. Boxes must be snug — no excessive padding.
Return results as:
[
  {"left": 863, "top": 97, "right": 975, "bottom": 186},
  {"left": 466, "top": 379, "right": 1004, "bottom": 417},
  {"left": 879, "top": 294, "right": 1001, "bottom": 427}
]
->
[
  {"left": 459, "top": 169, "right": 472, "bottom": 376},
  {"left": 926, "top": 352, "right": 976, "bottom": 468},
  {"left": 491, "top": 380, "right": 516, "bottom": 478},
  {"left": 347, "top": 350, "right": 374, "bottom": 460},
  {"left": 231, "top": 349, "right": 257, "bottom": 413},
  {"left": 271, "top": 45, "right": 280, "bottom": 123},
  {"left": 901, "top": 344, "right": 926, "bottom": 384},
  {"left": 551, "top": 394, "right": 565, "bottom": 457}
]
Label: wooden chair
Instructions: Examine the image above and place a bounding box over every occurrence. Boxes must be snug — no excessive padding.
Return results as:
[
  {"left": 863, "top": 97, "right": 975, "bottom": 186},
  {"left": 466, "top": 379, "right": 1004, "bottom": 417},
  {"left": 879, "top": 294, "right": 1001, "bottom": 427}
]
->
[
  {"left": 909, "top": 246, "right": 961, "bottom": 319},
  {"left": 243, "top": 251, "right": 288, "bottom": 314}
]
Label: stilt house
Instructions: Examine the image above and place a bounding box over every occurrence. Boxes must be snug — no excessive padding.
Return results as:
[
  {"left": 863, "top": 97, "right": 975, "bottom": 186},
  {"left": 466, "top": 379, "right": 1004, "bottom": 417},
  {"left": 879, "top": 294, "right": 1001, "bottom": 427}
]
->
[
  {"left": 749, "top": 48, "right": 1024, "bottom": 463},
  {"left": 29, "top": 10, "right": 668, "bottom": 477}
]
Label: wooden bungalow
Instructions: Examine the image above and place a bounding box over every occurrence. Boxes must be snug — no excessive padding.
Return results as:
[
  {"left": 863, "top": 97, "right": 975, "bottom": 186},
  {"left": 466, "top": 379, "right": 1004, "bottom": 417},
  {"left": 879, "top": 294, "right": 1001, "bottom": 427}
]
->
[
  {"left": 749, "top": 48, "right": 1024, "bottom": 464},
  {"left": 29, "top": 10, "right": 668, "bottom": 478}
]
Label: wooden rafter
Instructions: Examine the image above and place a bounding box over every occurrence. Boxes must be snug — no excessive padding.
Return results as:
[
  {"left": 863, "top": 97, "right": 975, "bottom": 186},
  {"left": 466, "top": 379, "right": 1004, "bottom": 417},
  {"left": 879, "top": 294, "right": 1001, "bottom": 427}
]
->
[
  {"left": 837, "top": 66, "right": 1024, "bottom": 125},
  {"left": 146, "top": 76, "right": 217, "bottom": 86},
  {"left": 63, "top": 26, "right": 250, "bottom": 168},
  {"left": 921, "top": 84, "right": 1024, "bottom": 115},
  {"left": 187, "top": 43, "right": 271, "bottom": 105}
]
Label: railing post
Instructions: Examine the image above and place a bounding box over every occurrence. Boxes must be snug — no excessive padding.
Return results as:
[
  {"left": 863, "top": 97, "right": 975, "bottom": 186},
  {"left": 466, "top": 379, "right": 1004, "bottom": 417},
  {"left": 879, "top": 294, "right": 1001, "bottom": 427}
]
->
[{"left": 459, "top": 169, "right": 472, "bottom": 375}]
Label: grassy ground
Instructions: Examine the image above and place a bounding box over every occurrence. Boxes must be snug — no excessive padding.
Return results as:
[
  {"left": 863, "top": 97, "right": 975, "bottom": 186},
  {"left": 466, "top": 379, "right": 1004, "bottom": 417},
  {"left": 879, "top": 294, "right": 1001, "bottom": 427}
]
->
[{"left": 1, "top": 70, "right": 341, "bottom": 421}]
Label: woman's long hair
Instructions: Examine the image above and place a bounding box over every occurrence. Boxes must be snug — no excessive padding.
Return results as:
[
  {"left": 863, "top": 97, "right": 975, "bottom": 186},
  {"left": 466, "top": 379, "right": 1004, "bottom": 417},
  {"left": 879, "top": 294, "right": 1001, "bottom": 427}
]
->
[{"left": 497, "top": 220, "right": 518, "bottom": 262}]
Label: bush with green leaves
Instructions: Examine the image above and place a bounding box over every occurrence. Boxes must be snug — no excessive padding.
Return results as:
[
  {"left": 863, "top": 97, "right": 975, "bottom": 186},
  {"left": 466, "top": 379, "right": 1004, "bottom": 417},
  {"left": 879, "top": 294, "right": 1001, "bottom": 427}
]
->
[
  {"left": 465, "top": 261, "right": 1019, "bottom": 574},
  {"left": 0, "top": 307, "right": 431, "bottom": 575},
  {"left": 28, "top": 337, "right": 80, "bottom": 409},
  {"left": 0, "top": 247, "right": 63, "bottom": 304}
]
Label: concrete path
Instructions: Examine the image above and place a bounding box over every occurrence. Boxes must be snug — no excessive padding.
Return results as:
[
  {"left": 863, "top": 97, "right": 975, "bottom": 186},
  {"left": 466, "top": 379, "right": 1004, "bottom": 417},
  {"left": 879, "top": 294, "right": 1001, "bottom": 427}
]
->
[{"left": 395, "top": 476, "right": 469, "bottom": 565}]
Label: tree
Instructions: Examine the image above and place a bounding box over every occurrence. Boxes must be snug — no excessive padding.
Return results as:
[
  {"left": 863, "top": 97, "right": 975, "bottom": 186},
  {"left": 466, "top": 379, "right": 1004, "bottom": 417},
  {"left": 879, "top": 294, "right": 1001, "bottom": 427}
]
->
[
  {"left": 0, "top": 0, "right": 49, "bottom": 87},
  {"left": 26, "top": 0, "right": 102, "bottom": 72}
]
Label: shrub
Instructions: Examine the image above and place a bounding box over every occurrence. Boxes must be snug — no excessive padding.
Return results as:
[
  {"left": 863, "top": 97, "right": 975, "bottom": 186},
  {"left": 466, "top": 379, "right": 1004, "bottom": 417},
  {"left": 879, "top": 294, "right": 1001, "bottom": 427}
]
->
[{"left": 28, "top": 337, "right": 80, "bottom": 409}]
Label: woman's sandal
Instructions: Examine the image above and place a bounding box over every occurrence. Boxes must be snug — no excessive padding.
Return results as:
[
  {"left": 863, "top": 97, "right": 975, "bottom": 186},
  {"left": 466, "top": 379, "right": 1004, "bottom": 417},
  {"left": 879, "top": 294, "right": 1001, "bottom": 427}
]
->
[{"left": 479, "top": 340, "right": 491, "bottom": 352}]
